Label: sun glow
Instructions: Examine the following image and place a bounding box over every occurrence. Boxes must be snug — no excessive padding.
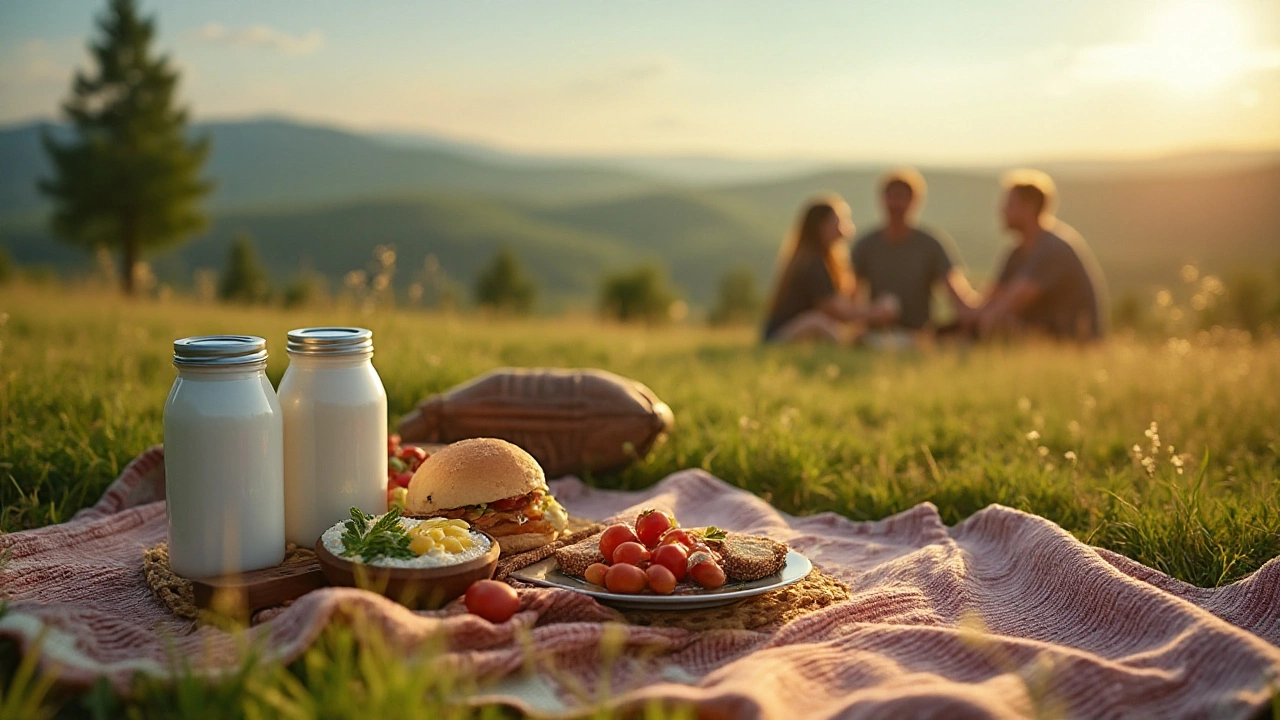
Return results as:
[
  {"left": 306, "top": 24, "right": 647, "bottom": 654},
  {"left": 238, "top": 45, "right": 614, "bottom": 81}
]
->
[{"left": 1143, "top": 1, "right": 1248, "bottom": 91}]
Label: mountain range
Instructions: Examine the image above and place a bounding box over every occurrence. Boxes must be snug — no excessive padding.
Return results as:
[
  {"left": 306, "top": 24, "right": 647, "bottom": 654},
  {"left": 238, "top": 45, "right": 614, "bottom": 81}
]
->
[{"left": 2, "top": 117, "right": 1278, "bottom": 310}]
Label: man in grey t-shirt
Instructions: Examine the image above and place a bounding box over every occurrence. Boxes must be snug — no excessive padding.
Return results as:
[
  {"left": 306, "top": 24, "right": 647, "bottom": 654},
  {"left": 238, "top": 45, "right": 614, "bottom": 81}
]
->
[
  {"left": 978, "top": 170, "right": 1107, "bottom": 340},
  {"left": 852, "top": 169, "right": 980, "bottom": 330}
]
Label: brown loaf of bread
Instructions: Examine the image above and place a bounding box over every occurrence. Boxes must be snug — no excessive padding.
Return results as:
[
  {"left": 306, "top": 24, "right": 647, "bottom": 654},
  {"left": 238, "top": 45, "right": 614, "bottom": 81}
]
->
[{"left": 397, "top": 368, "right": 674, "bottom": 478}]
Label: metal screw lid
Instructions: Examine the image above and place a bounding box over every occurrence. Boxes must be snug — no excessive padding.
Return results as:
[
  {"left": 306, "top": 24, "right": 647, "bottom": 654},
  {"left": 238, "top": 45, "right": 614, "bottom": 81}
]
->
[
  {"left": 286, "top": 327, "right": 374, "bottom": 356},
  {"left": 173, "top": 335, "right": 268, "bottom": 367}
]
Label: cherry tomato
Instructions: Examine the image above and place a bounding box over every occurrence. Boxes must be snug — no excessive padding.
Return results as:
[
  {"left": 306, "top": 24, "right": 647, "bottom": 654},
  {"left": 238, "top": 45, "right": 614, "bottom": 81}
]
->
[
  {"left": 604, "top": 563, "right": 648, "bottom": 594},
  {"left": 464, "top": 580, "right": 520, "bottom": 623},
  {"left": 388, "top": 434, "right": 402, "bottom": 454},
  {"left": 584, "top": 563, "right": 609, "bottom": 586},
  {"left": 650, "top": 543, "right": 688, "bottom": 581},
  {"left": 612, "top": 541, "right": 650, "bottom": 567},
  {"left": 646, "top": 564, "right": 677, "bottom": 595},
  {"left": 689, "top": 560, "right": 726, "bottom": 590},
  {"left": 403, "top": 445, "right": 429, "bottom": 464},
  {"left": 658, "top": 528, "right": 699, "bottom": 549},
  {"left": 599, "top": 524, "right": 639, "bottom": 564},
  {"left": 635, "top": 509, "right": 676, "bottom": 548},
  {"left": 393, "top": 471, "right": 414, "bottom": 489}
]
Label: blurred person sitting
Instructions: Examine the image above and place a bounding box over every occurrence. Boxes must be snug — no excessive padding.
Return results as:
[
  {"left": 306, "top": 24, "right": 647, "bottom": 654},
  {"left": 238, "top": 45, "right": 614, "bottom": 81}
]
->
[
  {"left": 973, "top": 170, "right": 1107, "bottom": 341},
  {"left": 852, "top": 169, "right": 980, "bottom": 337},
  {"left": 762, "top": 195, "right": 892, "bottom": 343}
]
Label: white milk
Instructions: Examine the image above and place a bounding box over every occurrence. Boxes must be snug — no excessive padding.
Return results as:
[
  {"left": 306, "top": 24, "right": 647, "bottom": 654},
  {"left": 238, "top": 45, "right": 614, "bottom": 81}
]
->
[
  {"left": 163, "top": 336, "right": 286, "bottom": 579},
  {"left": 279, "top": 327, "right": 388, "bottom": 547}
]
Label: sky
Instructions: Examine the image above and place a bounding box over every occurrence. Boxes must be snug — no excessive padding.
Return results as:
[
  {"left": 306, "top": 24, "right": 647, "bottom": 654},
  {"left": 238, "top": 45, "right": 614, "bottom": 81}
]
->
[{"left": 1, "top": 0, "right": 1278, "bottom": 164}]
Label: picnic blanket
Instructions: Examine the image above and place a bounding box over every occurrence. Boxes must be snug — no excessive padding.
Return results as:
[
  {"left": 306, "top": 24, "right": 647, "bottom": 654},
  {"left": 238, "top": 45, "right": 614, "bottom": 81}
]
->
[{"left": 2, "top": 446, "right": 1279, "bottom": 719}]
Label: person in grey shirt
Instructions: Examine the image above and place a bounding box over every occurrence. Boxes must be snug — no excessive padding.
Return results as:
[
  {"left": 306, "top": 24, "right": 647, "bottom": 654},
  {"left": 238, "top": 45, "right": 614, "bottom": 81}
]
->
[
  {"left": 852, "top": 169, "right": 980, "bottom": 331},
  {"left": 977, "top": 169, "right": 1108, "bottom": 341}
]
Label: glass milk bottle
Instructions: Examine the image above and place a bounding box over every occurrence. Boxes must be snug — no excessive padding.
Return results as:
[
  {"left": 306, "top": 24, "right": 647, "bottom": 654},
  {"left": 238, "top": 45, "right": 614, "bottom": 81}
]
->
[
  {"left": 279, "top": 327, "right": 388, "bottom": 547},
  {"left": 164, "top": 336, "right": 286, "bottom": 579}
]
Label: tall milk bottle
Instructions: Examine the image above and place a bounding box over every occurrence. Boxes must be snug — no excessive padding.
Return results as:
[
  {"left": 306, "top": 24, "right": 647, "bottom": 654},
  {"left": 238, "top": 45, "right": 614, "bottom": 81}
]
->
[
  {"left": 163, "top": 335, "right": 286, "bottom": 579},
  {"left": 279, "top": 327, "right": 388, "bottom": 547}
]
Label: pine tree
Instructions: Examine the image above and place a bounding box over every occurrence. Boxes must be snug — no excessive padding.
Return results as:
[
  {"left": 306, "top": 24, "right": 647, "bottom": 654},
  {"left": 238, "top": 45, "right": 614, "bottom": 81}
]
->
[
  {"left": 474, "top": 248, "right": 537, "bottom": 314},
  {"left": 40, "top": 0, "right": 211, "bottom": 295},
  {"left": 218, "top": 232, "right": 271, "bottom": 304}
]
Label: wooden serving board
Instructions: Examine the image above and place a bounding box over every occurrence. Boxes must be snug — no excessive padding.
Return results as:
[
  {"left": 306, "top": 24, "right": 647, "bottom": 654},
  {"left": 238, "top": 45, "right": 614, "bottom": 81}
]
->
[{"left": 191, "top": 558, "right": 328, "bottom": 614}]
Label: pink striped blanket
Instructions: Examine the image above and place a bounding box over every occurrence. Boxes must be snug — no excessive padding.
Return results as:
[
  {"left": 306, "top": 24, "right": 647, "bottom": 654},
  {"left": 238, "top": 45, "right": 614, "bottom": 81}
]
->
[{"left": 2, "top": 446, "right": 1277, "bottom": 718}]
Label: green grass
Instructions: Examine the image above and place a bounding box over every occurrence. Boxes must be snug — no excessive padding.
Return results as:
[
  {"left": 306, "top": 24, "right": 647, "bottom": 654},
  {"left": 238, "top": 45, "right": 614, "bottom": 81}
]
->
[{"left": 2, "top": 281, "right": 1279, "bottom": 717}]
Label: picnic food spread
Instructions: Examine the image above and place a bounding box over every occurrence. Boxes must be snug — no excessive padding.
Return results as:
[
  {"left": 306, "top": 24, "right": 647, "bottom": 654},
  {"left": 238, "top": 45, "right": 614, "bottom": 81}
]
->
[{"left": 403, "top": 437, "right": 570, "bottom": 554}]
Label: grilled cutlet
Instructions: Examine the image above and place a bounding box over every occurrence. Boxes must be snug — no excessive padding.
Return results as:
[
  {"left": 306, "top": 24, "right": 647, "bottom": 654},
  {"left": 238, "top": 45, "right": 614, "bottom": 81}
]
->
[
  {"left": 554, "top": 532, "right": 605, "bottom": 577},
  {"left": 711, "top": 532, "right": 789, "bottom": 581}
]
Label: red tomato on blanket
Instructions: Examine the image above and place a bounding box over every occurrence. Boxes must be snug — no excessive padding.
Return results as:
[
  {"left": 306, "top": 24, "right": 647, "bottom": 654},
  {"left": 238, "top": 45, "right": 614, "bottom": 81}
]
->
[{"left": 465, "top": 580, "right": 520, "bottom": 623}]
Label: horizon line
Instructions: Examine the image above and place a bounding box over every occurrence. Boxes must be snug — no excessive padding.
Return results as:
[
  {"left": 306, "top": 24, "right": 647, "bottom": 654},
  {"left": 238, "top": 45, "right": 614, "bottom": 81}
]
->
[{"left": 4, "top": 110, "right": 1279, "bottom": 172}]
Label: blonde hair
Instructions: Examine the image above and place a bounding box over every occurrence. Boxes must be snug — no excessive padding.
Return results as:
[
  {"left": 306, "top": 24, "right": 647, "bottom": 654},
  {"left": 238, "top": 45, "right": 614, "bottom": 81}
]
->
[
  {"left": 1001, "top": 168, "right": 1057, "bottom": 218},
  {"left": 880, "top": 167, "right": 927, "bottom": 201},
  {"left": 765, "top": 195, "right": 851, "bottom": 319}
]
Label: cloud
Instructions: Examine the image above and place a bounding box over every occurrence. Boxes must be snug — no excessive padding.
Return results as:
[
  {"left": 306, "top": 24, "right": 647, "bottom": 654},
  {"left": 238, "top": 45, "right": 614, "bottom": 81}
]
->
[
  {"left": 565, "top": 57, "right": 675, "bottom": 97},
  {"left": 0, "top": 39, "right": 68, "bottom": 86},
  {"left": 196, "top": 23, "right": 325, "bottom": 56}
]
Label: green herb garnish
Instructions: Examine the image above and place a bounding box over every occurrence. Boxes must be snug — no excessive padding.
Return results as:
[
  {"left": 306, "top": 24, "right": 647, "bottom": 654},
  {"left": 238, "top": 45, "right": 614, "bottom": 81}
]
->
[
  {"left": 695, "top": 526, "right": 728, "bottom": 543},
  {"left": 339, "top": 506, "right": 415, "bottom": 562}
]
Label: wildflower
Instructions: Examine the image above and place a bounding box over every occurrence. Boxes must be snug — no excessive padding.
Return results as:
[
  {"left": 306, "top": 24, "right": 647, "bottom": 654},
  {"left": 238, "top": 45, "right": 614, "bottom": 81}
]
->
[
  {"left": 1180, "top": 264, "right": 1199, "bottom": 284},
  {"left": 1064, "top": 451, "right": 1077, "bottom": 464},
  {"left": 1026, "top": 430, "right": 1041, "bottom": 442},
  {"left": 1037, "top": 446, "right": 1049, "bottom": 458},
  {"left": 1141, "top": 456, "right": 1156, "bottom": 476},
  {"left": 1018, "top": 397, "right": 1032, "bottom": 413},
  {"left": 1067, "top": 420, "right": 1082, "bottom": 437},
  {"left": 1156, "top": 290, "right": 1173, "bottom": 307},
  {"left": 1131, "top": 444, "right": 1142, "bottom": 456},
  {"left": 1170, "top": 455, "right": 1185, "bottom": 475}
]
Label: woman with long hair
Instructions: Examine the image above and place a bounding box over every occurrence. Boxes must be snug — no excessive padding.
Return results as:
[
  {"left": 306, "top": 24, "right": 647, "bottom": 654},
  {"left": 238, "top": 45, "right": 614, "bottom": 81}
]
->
[{"left": 763, "top": 195, "right": 882, "bottom": 342}]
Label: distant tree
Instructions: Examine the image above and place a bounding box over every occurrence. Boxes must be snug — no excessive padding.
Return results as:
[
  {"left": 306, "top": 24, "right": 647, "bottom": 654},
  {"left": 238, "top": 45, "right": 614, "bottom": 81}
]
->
[
  {"left": 219, "top": 232, "right": 271, "bottom": 304},
  {"left": 283, "top": 271, "right": 328, "bottom": 309},
  {"left": 600, "top": 264, "right": 679, "bottom": 324},
  {"left": 40, "top": 0, "right": 211, "bottom": 296},
  {"left": 474, "top": 248, "right": 536, "bottom": 314},
  {"left": 708, "top": 267, "right": 761, "bottom": 326}
]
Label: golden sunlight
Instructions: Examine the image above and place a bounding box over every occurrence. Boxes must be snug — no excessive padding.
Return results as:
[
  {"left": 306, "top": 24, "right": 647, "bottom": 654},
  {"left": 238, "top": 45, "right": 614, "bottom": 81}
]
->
[{"left": 1143, "top": 0, "right": 1247, "bottom": 91}]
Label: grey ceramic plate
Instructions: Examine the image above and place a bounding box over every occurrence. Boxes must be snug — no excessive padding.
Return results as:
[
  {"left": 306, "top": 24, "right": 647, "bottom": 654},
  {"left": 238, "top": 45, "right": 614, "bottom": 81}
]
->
[{"left": 510, "top": 549, "right": 812, "bottom": 610}]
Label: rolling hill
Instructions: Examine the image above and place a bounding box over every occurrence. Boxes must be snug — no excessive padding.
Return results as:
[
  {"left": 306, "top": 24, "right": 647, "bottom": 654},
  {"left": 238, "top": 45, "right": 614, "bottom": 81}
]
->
[{"left": 2, "top": 117, "right": 1278, "bottom": 311}]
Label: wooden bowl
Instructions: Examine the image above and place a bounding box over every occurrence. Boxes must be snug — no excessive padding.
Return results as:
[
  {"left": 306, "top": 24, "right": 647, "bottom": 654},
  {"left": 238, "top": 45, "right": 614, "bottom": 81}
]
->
[{"left": 315, "top": 531, "right": 500, "bottom": 609}]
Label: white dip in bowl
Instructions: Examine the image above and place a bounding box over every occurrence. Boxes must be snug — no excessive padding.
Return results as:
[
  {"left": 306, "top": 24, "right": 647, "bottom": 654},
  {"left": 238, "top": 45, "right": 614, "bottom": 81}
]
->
[{"left": 320, "top": 516, "right": 491, "bottom": 568}]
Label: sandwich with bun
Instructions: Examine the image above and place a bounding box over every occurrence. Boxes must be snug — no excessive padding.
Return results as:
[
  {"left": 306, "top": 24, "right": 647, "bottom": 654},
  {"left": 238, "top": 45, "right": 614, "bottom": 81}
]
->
[{"left": 404, "top": 438, "right": 569, "bottom": 554}]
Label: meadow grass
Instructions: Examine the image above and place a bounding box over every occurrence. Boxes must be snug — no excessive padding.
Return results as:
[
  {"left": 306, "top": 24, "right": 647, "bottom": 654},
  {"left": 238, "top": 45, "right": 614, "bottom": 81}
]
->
[{"left": 2, "top": 281, "right": 1279, "bottom": 717}]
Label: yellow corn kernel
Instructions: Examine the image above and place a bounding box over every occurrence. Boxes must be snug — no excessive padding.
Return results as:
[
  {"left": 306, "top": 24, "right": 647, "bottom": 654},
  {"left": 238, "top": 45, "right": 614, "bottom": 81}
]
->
[
  {"left": 426, "top": 528, "right": 444, "bottom": 540},
  {"left": 409, "top": 535, "right": 435, "bottom": 556},
  {"left": 441, "top": 537, "right": 464, "bottom": 553},
  {"left": 448, "top": 519, "right": 469, "bottom": 528},
  {"left": 443, "top": 525, "right": 467, "bottom": 538}
]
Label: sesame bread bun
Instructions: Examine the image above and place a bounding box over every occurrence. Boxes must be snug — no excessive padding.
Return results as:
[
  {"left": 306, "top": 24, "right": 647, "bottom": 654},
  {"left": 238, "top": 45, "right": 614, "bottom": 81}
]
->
[{"left": 406, "top": 438, "right": 547, "bottom": 515}]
